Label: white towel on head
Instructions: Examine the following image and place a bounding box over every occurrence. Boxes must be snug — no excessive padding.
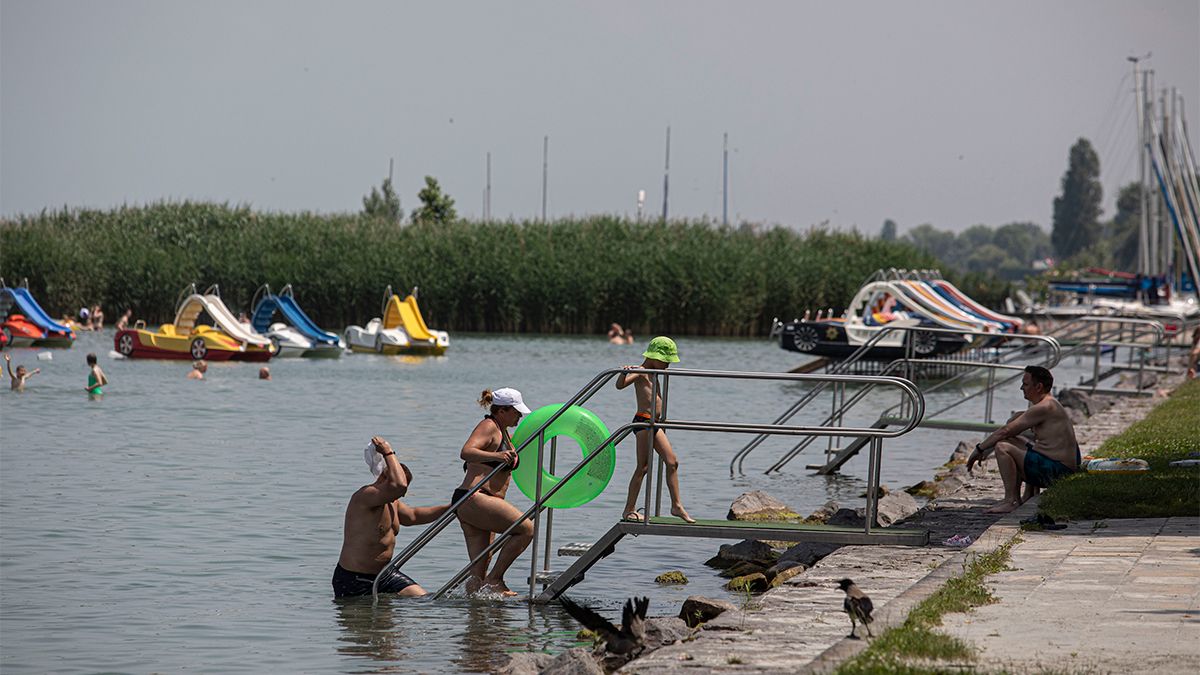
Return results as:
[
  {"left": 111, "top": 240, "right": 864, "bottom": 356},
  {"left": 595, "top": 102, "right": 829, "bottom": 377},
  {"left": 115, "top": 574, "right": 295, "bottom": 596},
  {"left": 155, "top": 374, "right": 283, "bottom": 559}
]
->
[{"left": 365, "top": 443, "right": 386, "bottom": 477}]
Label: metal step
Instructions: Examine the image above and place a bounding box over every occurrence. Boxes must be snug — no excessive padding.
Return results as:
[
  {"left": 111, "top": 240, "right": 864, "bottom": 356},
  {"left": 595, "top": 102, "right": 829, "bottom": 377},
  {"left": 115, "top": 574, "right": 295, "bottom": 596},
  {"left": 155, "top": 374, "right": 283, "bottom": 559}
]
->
[
  {"left": 558, "top": 542, "right": 594, "bottom": 557},
  {"left": 527, "top": 570, "right": 560, "bottom": 585}
]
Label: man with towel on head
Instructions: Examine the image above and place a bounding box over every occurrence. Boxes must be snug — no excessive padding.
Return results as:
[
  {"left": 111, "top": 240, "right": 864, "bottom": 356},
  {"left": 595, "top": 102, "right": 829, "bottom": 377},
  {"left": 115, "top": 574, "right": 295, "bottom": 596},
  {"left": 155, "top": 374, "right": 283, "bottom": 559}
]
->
[{"left": 333, "top": 436, "right": 450, "bottom": 598}]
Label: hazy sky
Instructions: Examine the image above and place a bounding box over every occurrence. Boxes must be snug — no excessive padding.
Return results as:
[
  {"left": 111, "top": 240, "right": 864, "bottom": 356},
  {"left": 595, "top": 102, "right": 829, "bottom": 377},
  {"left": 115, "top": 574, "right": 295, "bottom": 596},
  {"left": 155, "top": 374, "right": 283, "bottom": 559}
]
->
[{"left": 2, "top": 0, "right": 1197, "bottom": 234}]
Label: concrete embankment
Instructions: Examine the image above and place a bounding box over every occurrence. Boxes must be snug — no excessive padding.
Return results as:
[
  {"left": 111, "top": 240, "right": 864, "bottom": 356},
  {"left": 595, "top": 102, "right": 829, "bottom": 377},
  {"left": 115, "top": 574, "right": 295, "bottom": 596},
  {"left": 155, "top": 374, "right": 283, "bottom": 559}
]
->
[{"left": 621, "top": 374, "right": 1191, "bottom": 674}]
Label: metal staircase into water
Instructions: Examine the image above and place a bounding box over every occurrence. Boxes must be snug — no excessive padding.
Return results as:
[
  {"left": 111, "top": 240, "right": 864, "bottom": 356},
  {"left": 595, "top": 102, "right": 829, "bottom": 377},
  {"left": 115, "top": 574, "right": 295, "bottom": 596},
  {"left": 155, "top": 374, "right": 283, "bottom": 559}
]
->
[{"left": 371, "top": 367, "right": 928, "bottom": 603}]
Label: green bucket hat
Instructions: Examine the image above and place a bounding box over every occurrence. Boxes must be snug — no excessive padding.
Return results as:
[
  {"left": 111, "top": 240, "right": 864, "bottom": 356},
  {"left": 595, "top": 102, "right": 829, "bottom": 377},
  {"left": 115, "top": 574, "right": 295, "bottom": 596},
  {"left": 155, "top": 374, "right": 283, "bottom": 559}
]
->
[{"left": 642, "top": 336, "right": 680, "bottom": 363}]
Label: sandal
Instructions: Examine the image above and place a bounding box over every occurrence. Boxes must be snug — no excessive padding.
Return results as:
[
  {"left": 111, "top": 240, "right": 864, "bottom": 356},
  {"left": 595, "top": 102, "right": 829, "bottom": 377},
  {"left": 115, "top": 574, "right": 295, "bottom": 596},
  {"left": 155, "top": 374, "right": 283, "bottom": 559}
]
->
[{"left": 622, "top": 510, "right": 645, "bottom": 523}]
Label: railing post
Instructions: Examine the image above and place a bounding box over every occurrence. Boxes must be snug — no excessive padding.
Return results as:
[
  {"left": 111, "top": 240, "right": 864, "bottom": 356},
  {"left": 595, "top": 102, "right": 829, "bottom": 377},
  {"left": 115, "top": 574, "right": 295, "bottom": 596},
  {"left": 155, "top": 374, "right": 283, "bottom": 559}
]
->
[
  {"left": 984, "top": 366, "right": 995, "bottom": 424},
  {"left": 528, "top": 431, "right": 546, "bottom": 600},
  {"left": 1091, "top": 320, "right": 1102, "bottom": 393},
  {"left": 863, "top": 436, "right": 880, "bottom": 535},
  {"left": 542, "top": 437, "right": 557, "bottom": 575}
]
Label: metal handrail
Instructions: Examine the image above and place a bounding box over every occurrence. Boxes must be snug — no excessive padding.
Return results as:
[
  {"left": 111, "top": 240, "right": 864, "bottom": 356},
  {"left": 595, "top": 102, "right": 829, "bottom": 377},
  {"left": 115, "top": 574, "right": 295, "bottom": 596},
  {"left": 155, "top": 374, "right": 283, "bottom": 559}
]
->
[
  {"left": 730, "top": 326, "right": 1060, "bottom": 475},
  {"left": 372, "top": 367, "right": 924, "bottom": 601},
  {"left": 762, "top": 341, "right": 1060, "bottom": 475}
]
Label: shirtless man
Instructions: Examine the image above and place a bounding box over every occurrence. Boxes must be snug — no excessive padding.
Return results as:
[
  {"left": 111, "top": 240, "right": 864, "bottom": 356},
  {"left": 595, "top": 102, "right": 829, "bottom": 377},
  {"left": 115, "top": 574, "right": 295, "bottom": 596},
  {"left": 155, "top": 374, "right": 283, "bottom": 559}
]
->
[
  {"left": 333, "top": 437, "right": 449, "bottom": 598},
  {"left": 617, "top": 336, "right": 695, "bottom": 523},
  {"left": 967, "top": 366, "right": 1079, "bottom": 513}
]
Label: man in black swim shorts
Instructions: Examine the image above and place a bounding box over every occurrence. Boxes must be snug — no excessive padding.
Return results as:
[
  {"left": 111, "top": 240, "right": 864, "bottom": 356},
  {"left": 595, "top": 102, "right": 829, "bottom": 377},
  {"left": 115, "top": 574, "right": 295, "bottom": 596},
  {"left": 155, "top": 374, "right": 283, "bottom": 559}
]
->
[
  {"left": 333, "top": 436, "right": 449, "bottom": 598},
  {"left": 967, "top": 366, "right": 1081, "bottom": 514}
]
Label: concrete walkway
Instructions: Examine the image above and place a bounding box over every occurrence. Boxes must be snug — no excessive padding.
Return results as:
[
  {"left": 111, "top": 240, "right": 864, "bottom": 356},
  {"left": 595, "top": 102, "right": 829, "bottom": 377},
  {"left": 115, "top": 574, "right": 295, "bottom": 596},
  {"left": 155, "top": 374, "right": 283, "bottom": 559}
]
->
[
  {"left": 939, "top": 516, "right": 1200, "bottom": 674},
  {"left": 620, "top": 376, "right": 1193, "bottom": 674}
]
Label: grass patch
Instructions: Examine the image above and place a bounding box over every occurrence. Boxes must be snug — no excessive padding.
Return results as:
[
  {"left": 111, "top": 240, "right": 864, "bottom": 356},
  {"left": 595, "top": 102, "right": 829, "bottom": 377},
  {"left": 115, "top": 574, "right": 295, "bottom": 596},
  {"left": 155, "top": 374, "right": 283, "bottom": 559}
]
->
[
  {"left": 835, "top": 537, "right": 1018, "bottom": 674},
  {"left": 1040, "top": 379, "right": 1200, "bottom": 521}
]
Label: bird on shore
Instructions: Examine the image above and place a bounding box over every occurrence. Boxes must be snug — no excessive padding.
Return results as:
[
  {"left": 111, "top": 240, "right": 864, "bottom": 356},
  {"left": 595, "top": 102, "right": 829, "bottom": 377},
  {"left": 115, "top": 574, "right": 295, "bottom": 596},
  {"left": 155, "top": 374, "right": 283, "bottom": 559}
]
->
[
  {"left": 559, "top": 595, "right": 649, "bottom": 655},
  {"left": 837, "top": 578, "right": 875, "bottom": 639}
]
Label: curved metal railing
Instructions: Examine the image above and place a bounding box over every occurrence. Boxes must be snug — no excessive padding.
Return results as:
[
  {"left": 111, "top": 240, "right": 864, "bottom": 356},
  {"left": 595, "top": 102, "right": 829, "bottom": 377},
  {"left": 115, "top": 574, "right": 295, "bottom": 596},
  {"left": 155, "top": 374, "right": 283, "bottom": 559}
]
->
[
  {"left": 372, "top": 367, "right": 925, "bottom": 600},
  {"left": 730, "top": 326, "right": 1061, "bottom": 475}
]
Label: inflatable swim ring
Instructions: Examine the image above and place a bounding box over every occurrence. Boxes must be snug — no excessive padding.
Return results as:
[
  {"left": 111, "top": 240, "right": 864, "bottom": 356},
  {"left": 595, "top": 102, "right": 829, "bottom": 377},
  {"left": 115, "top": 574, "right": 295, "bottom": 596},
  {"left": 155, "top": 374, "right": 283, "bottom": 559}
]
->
[
  {"left": 1084, "top": 457, "right": 1150, "bottom": 474},
  {"left": 510, "top": 404, "right": 616, "bottom": 508}
]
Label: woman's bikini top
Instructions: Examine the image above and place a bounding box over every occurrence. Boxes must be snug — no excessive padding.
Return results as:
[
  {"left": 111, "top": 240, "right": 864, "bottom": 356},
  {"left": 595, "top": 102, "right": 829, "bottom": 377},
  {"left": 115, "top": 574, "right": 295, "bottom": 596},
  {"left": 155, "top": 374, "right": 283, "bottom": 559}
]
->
[{"left": 462, "top": 415, "right": 518, "bottom": 472}]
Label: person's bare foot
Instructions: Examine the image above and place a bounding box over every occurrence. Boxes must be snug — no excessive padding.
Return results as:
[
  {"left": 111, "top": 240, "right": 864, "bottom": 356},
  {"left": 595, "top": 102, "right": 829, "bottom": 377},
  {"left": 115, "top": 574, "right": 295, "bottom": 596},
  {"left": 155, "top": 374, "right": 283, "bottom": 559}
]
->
[
  {"left": 482, "top": 580, "right": 518, "bottom": 597},
  {"left": 985, "top": 500, "right": 1019, "bottom": 514},
  {"left": 671, "top": 505, "right": 696, "bottom": 523}
]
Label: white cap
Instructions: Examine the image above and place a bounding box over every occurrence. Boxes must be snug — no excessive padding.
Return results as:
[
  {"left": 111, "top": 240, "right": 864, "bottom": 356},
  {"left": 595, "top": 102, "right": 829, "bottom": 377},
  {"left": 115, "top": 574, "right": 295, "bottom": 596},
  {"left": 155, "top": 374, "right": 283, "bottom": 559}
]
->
[
  {"left": 492, "top": 387, "right": 531, "bottom": 414},
  {"left": 364, "top": 443, "right": 385, "bottom": 477}
]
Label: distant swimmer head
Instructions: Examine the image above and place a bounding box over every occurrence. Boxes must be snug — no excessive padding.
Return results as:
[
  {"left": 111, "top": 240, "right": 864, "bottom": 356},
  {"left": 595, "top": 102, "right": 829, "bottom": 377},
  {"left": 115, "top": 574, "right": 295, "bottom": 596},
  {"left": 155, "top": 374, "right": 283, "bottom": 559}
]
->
[
  {"left": 642, "top": 336, "right": 680, "bottom": 364},
  {"left": 193, "top": 360, "right": 208, "bottom": 372},
  {"left": 259, "top": 367, "right": 271, "bottom": 380}
]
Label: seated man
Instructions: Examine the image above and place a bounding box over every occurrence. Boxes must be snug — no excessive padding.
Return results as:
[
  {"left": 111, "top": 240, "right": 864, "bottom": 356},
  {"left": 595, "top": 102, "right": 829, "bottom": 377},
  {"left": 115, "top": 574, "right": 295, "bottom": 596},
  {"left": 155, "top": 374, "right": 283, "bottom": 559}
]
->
[
  {"left": 967, "top": 365, "right": 1080, "bottom": 514},
  {"left": 333, "top": 437, "right": 449, "bottom": 599}
]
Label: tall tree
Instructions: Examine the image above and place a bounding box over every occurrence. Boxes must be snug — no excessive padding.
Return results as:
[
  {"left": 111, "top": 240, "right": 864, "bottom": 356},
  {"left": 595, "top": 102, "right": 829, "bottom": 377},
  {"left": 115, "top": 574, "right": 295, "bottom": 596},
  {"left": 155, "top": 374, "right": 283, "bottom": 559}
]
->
[
  {"left": 879, "top": 219, "right": 897, "bottom": 241},
  {"left": 1051, "top": 138, "right": 1103, "bottom": 260},
  {"left": 1109, "top": 182, "right": 1144, "bottom": 270},
  {"left": 411, "top": 176, "right": 457, "bottom": 225},
  {"left": 361, "top": 177, "right": 402, "bottom": 223}
]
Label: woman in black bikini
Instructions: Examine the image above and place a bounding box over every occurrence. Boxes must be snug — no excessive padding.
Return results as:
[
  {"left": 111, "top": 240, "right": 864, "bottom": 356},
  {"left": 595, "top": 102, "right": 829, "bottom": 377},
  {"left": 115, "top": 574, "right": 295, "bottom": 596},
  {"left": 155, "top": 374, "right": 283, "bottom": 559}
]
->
[{"left": 454, "top": 387, "right": 534, "bottom": 596}]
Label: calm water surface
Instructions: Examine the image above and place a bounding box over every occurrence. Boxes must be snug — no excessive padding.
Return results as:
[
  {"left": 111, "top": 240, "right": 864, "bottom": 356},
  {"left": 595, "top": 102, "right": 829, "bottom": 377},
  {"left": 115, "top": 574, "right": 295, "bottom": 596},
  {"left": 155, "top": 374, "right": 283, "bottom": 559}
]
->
[{"left": 0, "top": 331, "right": 1089, "bottom": 673}]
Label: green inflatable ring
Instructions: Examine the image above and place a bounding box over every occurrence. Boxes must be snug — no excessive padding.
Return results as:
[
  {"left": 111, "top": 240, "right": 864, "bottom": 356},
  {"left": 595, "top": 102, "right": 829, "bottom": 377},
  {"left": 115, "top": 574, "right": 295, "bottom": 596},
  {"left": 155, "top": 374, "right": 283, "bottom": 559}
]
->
[{"left": 510, "top": 404, "right": 616, "bottom": 509}]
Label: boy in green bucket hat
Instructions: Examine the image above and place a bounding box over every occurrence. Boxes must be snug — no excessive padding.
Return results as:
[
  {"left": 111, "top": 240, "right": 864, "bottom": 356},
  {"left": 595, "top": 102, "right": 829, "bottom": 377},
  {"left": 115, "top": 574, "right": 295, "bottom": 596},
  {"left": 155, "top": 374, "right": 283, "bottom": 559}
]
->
[{"left": 615, "top": 336, "right": 695, "bottom": 523}]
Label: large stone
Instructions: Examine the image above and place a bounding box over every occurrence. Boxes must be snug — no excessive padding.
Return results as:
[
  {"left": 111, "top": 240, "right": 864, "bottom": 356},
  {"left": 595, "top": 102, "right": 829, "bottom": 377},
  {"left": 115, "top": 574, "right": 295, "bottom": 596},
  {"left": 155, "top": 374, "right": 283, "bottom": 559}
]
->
[
  {"left": 949, "top": 441, "right": 973, "bottom": 464},
  {"left": 496, "top": 651, "right": 554, "bottom": 675},
  {"left": 905, "top": 480, "right": 938, "bottom": 498},
  {"left": 724, "top": 572, "right": 769, "bottom": 592},
  {"left": 1118, "top": 371, "right": 1158, "bottom": 389},
  {"left": 805, "top": 499, "right": 840, "bottom": 523},
  {"left": 825, "top": 507, "right": 865, "bottom": 527},
  {"left": 779, "top": 541, "right": 842, "bottom": 567},
  {"left": 1059, "top": 388, "right": 1096, "bottom": 416},
  {"left": 769, "top": 564, "right": 806, "bottom": 587},
  {"left": 654, "top": 570, "right": 688, "bottom": 584},
  {"left": 873, "top": 490, "right": 920, "bottom": 526},
  {"left": 726, "top": 490, "right": 800, "bottom": 521},
  {"left": 718, "top": 561, "right": 766, "bottom": 579},
  {"left": 934, "top": 474, "right": 967, "bottom": 497},
  {"left": 713, "top": 539, "right": 776, "bottom": 566},
  {"left": 678, "top": 596, "right": 738, "bottom": 628},
  {"left": 542, "top": 647, "right": 603, "bottom": 675},
  {"left": 643, "top": 616, "right": 693, "bottom": 647}
]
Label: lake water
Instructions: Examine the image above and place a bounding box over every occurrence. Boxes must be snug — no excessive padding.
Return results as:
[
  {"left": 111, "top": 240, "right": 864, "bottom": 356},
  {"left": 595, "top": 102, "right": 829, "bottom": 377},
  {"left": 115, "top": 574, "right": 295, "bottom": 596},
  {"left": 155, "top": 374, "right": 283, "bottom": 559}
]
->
[{"left": 0, "top": 330, "right": 1089, "bottom": 673}]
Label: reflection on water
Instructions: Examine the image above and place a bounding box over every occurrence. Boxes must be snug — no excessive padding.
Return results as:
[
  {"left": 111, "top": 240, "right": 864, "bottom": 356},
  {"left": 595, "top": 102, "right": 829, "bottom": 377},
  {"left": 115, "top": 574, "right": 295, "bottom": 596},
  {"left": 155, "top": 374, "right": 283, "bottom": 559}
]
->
[{"left": 0, "top": 331, "right": 1098, "bottom": 673}]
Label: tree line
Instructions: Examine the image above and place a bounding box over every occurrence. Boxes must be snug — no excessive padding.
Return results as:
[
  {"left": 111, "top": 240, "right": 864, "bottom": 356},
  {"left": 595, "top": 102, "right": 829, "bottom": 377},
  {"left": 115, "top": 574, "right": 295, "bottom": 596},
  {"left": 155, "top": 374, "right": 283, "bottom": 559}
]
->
[
  {"left": 882, "top": 138, "right": 1145, "bottom": 279},
  {"left": 3, "top": 202, "right": 1008, "bottom": 336}
]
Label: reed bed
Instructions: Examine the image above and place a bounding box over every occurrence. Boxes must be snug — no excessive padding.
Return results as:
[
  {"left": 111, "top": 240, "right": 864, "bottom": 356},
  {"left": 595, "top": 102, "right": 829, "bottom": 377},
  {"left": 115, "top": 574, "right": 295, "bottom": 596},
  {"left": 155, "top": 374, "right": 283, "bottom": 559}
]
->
[{"left": 1, "top": 202, "right": 1005, "bottom": 335}]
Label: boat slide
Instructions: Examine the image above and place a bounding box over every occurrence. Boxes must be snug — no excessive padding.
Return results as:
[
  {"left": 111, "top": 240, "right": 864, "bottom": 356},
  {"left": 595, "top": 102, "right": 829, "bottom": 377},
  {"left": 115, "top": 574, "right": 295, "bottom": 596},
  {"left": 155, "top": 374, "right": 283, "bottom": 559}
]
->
[
  {"left": 850, "top": 281, "right": 996, "bottom": 335},
  {"left": 175, "top": 291, "right": 272, "bottom": 348},
  {"left": 929, "top": 280, "right": 1024, "bottom": 331},
  {"left": 901, "top": 280, "right": 1007, "bottom": 332},
  {"left": 384, "top": 294, "right": 438, "bottom": 342},
  {"left": 251, "top": 286, "right": 340, "bottom": 347}
]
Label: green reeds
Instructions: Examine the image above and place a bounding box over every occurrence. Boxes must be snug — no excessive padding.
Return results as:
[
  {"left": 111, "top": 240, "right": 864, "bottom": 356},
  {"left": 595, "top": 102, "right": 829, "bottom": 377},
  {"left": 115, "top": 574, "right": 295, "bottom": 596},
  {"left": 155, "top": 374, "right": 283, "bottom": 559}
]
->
[{"left": 1, "top": 202, "right": 994, "bottom": 335}]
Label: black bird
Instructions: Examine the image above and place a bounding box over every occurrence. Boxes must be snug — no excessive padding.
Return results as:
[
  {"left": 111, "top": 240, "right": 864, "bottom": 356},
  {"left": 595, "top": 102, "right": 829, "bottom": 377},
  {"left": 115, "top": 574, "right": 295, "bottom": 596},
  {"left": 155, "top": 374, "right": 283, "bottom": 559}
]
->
[
  {"left": 837, "top": 578, "right": 874, "bottom": 639},
  {"left": 559, "top": 595, "right": 649, "bottom": 655}
]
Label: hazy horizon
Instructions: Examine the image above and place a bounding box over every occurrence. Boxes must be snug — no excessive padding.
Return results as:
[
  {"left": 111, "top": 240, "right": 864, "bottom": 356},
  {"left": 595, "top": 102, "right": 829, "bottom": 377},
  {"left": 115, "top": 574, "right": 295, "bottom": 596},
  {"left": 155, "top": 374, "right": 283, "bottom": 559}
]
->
[{"left": 2, "top": 0, "right": 1197, "bottom": 235}]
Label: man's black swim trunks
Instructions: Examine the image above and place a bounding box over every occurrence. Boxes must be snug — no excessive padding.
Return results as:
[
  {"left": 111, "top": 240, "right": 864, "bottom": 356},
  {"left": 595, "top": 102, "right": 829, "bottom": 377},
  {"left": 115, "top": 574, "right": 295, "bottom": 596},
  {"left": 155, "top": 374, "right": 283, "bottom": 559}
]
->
[{"left": 332, "top": 563, "right": 418, "bottom": 598}]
